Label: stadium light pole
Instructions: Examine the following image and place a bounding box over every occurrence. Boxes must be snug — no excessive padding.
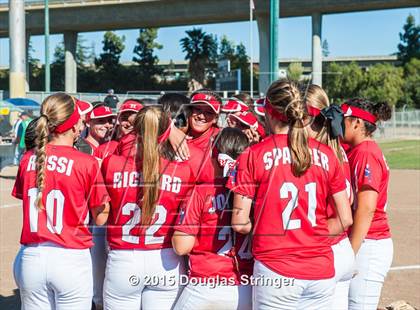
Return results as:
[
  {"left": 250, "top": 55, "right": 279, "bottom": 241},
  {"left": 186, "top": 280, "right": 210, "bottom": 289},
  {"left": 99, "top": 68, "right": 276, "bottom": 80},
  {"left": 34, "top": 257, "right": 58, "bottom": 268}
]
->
[
  {"left": 44, "top": 0, "right": 50, "bottom": 92},
  {"left": 269, "top": 0, "right": 279, "bottom": 84}
]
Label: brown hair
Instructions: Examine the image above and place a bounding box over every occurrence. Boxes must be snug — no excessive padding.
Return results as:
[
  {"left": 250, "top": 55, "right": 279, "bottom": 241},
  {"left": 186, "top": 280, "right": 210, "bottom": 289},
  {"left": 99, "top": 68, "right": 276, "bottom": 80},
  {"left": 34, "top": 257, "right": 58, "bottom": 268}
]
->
[
  {"left": 35, "top": 93, "right": 76, "bottom": 209},
  {"left": 134, "top": 106, "right": 173, "bottom": 226},
  {"left": 344, "top": 98, "right": 392, "bottom": 137},
  {"left": 304, "top": 84, "right": 343, "bottom": 163},
  {"left": 215, "top": 127, "right": 249, "bottom": 160},
  {"left": 266, "top": 80, "right": 311, "bottom": 177}
]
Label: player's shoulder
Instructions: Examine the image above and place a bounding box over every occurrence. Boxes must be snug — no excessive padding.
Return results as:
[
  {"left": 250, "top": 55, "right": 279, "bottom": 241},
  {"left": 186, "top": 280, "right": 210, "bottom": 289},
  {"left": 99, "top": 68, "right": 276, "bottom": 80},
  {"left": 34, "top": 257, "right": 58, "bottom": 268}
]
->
[
  {"left": 350, "top": 140, "right": 382, "bottom": 159},
  {"left": 69, "top": 147, "right": 99, "bottom": 164},
  {"left": 308, "top": 138, "right": 337, "bottom": 157}
]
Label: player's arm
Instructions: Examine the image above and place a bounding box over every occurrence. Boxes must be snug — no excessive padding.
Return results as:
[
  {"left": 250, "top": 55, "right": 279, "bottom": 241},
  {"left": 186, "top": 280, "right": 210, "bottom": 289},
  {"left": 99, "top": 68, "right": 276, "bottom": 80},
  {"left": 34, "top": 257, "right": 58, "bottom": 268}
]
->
[
  {"left": 349, "top": 187, "right": 377, "bottom": 254},
  {"left": 232, "top": 193, "right": 252, "bottom": 234},
  {"left": 172, "top": 231, "right": 195, "bottom": 256},
  {"left": 91, "top": 202, "right": 110, "bottom": 226},
  {"left": 328, "top": 189, "right": 353, "bottom": 236}
]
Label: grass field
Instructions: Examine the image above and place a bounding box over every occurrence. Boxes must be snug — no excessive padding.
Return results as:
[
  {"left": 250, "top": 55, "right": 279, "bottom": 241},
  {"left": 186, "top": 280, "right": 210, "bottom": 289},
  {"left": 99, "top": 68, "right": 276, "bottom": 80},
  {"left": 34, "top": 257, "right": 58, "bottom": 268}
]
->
[{"left": 379, "top": 140, "right": 420, "bottom": 170}]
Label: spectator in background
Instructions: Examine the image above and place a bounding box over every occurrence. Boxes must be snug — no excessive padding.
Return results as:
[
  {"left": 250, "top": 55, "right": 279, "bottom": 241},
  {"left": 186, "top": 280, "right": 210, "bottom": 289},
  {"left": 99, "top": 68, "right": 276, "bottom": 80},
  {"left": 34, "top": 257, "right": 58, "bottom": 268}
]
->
[
  {"left": 12, "top": 113, "right": 23, "bottom": 165},
  {"left": 15, "top": 112, "right": 32, "bottom": 163},
  {"left": 104, "top": 89, "right": 119, "bottom": 109}
]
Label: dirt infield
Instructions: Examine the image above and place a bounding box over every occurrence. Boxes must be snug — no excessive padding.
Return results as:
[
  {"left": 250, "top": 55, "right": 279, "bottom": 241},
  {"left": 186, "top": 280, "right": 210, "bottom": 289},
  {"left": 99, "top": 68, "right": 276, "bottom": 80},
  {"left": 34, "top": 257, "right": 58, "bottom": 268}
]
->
[{"left": 0, "top": 167, "right": 419, "bottom": 309}]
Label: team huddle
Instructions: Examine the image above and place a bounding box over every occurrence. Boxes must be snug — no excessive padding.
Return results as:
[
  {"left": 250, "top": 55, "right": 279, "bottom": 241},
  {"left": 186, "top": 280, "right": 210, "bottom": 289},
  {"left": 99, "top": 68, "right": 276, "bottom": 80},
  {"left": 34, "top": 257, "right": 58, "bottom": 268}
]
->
[{"left": 12, "top": 79, "right": 393, "bottom": 310}]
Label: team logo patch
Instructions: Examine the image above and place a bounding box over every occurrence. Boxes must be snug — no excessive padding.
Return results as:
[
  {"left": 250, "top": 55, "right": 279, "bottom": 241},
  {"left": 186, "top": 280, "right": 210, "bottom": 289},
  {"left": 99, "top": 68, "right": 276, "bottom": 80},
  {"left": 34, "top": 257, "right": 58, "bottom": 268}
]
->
[{"left": 364, "top": 164, "right": 372, "bottom": 183}]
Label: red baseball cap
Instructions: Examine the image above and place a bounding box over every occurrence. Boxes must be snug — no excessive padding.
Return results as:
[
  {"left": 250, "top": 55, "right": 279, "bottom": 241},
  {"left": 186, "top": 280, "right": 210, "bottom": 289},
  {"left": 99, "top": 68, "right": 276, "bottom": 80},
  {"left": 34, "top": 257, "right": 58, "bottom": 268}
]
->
[
  {"left": 75, "top": 98, "right": 93, "bottom": 116},
  {"left": 229, "top": 111, "right": 258, "bottom": 129},
  {"left": 222, "top": 98, "right": 249, "bottom": 113},
  {"left": 86, "top": 105, "right": 116, "bottom": 122},
  {"left": 191, "top": 93, "right": 221, "bottom": 114},
  {"left": 119, "top": 100, "right": 143, "bottom": 113},
  {"left": 255, "top": 98, "right": 266, "bottom": 117}
]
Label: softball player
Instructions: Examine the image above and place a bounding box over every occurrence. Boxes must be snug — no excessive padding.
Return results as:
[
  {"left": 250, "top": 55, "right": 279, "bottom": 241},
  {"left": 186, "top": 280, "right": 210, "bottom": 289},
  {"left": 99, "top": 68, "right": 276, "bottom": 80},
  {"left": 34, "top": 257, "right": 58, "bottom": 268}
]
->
[
  {"left": 304, "top": 84, "right": 355, "bottom": 309},
  {"left": 172, "top": 128, "right": 252, "bottom": 310},
  {"left": 12, "top": 93, "right": 110, "bottom": 310},
  {"left": 101, "top": 106, "right": 195, "bottom": 310},
  {"left": 342, "top": 99, "right": 393, "bottom": 310},
  {"left": 94, "top": 99, "right": 143, "bottom": 160},
  {"left": 230, "top": 80, "right": 353, "bottom": 310}
]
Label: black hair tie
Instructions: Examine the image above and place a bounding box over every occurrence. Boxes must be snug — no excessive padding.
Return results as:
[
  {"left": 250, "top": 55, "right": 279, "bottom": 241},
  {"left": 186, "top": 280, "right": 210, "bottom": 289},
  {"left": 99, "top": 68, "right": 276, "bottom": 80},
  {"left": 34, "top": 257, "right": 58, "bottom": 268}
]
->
[
  {"left": 320, "top": 104, "right": 344, "bottom": 139},
  {"left": 40, "top": 114, "right": 49, "bottom": 123}
]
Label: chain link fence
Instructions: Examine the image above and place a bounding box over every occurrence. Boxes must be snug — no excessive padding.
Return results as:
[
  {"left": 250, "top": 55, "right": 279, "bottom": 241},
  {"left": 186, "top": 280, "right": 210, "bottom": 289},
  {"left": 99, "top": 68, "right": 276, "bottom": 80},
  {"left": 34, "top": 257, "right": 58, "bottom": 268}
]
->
[{"left": 375, "top": 109, "right": 420, "bottom": 140}]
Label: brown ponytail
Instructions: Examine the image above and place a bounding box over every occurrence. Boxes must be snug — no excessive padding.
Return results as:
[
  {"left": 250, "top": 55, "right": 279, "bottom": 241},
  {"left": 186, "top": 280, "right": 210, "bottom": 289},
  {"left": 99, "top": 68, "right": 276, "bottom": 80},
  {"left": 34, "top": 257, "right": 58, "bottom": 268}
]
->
[
  {"left": 266, "top": 80, "right": 311, "bottom": 177},
  {"left": 134, "top": 106, "right": 172, "bottom": 226},
  {"left": 304, "top": 84, "right": 343, "bottom": 163},
  {"left": 35, "top": 93, "right": 76, "bottom": 209}
]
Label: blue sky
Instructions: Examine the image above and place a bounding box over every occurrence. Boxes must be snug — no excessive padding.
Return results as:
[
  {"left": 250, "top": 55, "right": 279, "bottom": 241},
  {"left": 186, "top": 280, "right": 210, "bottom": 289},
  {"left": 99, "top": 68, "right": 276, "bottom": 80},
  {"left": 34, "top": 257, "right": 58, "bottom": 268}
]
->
[{"left": 0, "top": 7, "right": 419, "bottom": 66}]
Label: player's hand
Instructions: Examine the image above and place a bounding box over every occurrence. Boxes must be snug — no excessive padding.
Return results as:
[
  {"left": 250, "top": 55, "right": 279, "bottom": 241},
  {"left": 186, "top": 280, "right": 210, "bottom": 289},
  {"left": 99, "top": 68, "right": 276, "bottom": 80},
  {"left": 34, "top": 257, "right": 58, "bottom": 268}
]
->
[
  {"left": 243, "top": 128, "right": 260, "bottom": 145},
  {"left": 169, "top": 126, "right": 191, "bottom": 161}
]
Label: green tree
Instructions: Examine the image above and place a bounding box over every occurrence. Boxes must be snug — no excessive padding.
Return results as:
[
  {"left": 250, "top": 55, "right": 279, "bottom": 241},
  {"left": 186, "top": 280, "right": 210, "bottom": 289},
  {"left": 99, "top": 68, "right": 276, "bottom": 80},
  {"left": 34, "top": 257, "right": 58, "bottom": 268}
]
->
[
  {"left": 180, "top": 28, "right": 218, "bottom": 85},
  {"left": 322, "top": 39, "right": 330, "bottom": 57},
  {"left": 132, "top": 28, "right": 163, "bottom": 88},
  {"left": 397, "top": 14, "right": 420, "bottom": 65},
  {"left": 360, "top": 63, "right": 404, "bottom": 106},
  {"left": 400, "top": 58, "right": 420, "bottom": 108},
  {"left": 77, "top": 35, "right": 95, "bottom": 67},
  {"left": 287, "top": 62, "right": 304, "bottom": 81},
  {"left": 323, "top": 62, "right": 364, "bottom": 102},
  {"left": 95, "top": 31, "right": 125, "bottom": 70},
  {"left": 219, "top": 35, "right": 235, "bottom": 62}
]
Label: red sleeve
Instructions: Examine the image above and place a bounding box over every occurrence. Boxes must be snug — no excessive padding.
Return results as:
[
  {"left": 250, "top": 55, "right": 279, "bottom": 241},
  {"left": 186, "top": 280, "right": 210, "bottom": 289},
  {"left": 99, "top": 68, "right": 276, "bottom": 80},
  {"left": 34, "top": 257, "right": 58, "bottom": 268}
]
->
[
  {"left": 174, "top": 187, "right": 203, "bottom": 236},
  {"left": 87, "top": 159, "right": 110, "bottom": 209},
  {"left": 353, "top": 151, "right": 382, "bottom": 193},
  {"left": 228, "top": 148, "right": 256, "bottom": 199},
  {"left": 12, "top": 164, "right": 24, "bottom": 200},
  {"left": 328, "top": 153, "right": 347, "bottom": 196}
]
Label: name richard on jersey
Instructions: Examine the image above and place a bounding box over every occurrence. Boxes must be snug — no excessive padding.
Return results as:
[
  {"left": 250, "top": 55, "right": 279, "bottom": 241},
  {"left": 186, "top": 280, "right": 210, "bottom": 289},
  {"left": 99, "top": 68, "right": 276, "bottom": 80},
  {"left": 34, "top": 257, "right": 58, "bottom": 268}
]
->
[{"left": 112, "top": 171, "right": 182, "bottom": 194}]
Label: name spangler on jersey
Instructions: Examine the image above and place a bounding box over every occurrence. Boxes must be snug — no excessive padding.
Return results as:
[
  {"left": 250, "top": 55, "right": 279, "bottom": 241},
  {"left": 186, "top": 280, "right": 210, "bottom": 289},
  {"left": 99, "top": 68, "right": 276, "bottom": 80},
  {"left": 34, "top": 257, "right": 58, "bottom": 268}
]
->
[
  {"left": 112, "top": 171, "right": 182, "bottom": 194},
  {"left": 26, "top": 154, "right": 74, "bottom": 176},
  {"left": 263, "top": 146, "right": 330, "bottom": 171}
]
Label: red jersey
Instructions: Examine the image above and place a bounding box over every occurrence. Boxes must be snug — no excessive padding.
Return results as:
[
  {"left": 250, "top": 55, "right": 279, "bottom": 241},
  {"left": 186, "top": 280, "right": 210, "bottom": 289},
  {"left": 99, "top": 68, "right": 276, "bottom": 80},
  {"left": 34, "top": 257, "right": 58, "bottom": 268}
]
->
[
  {"left": 229, "top": 135, "right": 346, "bottom": 280},
  {"left": 12, "top": 145, "right": 110, "bottom": 249},
  {"left": 188, "top": 126, "right": 221, "bottom": 184},
  {"left": 347, "top": 140, "right": 391, "bottom": 239},
  {"left": 327, "top": 147, "right": 353, "bottom": 245},
  {"left": 101, "top": 154, "right": 195, "bottom": 250},
  {"left": 188, "top": 126, "right": 219, "bottom": 152},
  {"left": 175, "top": 184, "right": 253, "bottom": 283},
  {"left": 94, "top": 140, "right": 119, "bottom": 159}
]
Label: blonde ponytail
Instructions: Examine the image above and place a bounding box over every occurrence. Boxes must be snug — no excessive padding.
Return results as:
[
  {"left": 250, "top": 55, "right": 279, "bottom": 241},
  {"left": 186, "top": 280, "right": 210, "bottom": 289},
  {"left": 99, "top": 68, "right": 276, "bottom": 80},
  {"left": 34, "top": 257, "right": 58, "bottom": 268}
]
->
[
  {"left": 35, "top": 93, "right": 75, "bottom": 209},
  {"left": 304, "top": 84, "right": 343, "bottom": 163},
  {"left": 134, "top": 106, "right": 172, "bottom": 226},
  {"left": 266, "top": 80, "right": 311, "bottom": 176}
]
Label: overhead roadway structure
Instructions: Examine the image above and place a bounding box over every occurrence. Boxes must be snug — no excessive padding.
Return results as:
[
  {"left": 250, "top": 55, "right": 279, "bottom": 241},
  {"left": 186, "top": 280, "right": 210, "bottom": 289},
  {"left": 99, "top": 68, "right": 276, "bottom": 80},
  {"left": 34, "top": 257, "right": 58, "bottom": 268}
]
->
[{"left": 2, "top": 0, "right": 417, "bottom": 95}]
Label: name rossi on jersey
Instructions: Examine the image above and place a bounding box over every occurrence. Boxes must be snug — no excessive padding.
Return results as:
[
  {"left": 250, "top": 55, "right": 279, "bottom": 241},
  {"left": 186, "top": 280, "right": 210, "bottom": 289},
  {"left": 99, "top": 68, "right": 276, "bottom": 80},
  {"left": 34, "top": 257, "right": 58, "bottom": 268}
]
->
[
  {"left": 112, "top": 171, "right": 182, "bottom": 194},
  {"left": 26, "top": 155, "right": 74, "bottom": 176},
  {"left": 263, "top": 147, "right": 330, "bottom": 171}
]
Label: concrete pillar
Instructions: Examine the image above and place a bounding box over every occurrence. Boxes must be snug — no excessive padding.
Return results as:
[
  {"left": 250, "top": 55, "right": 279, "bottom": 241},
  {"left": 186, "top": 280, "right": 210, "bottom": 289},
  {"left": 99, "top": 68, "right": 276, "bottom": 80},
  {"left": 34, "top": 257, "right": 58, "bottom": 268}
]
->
[
  {"left": 256, "top": 12, "right": 270, "bottom": 94},
  {"left": 9, "top": 0, "right": 26, "bottom": 98},
  {"left": 311, "top": 12, "right": 323, "bottom": 86},
  {"left": 26, "top": 33, "right": 30, "bottom": 91},
  {"left": 64, "top": 31, "right": 78, "bottom": 93}
]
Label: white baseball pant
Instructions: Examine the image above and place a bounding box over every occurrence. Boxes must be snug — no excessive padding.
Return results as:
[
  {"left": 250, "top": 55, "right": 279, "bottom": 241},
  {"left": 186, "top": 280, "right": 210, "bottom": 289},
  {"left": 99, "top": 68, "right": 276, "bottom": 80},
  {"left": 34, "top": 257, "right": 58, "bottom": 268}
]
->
[
  {"left": 90, "top": 225, "right": 108, "bottom": 309},
  {"left": 103, "top": 248, "right": 185, "bottom": 310},
  {"left": 173, "top": 283, "right": 251, "bottom": 310},
  {"left": 252, "top": 260, "right": 335, "bottom": 310},
  {"left": 349, "top": 238, "right": 393, "bottom": 310},
  {"left": 13, "top": 242, "right": 93, "bottom": 310},
  {"left": 330, "top": 237, "right": 356, "bottom": 310}
]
